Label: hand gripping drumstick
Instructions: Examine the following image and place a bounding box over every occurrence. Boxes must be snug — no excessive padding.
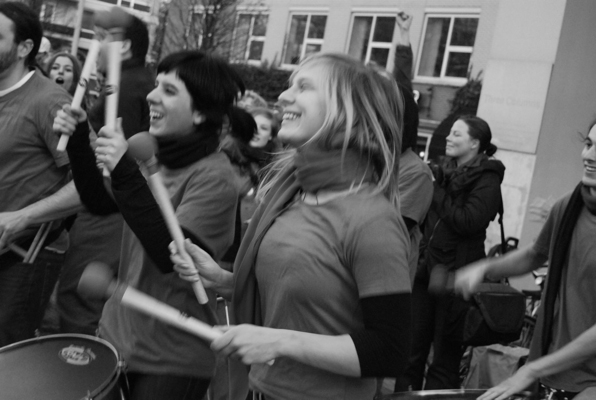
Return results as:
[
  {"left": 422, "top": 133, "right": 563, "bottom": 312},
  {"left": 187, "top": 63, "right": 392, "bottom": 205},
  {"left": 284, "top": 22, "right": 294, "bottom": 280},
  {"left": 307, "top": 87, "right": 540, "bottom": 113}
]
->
[
  {"left": 78, "top": 262, "right": 220, "bottom": 342},
  {"left": 56, "top": 40, "right": 101, "bottom": 151},
  {"left": 127, "top": 132, "right": 210, "bottom": 304},
  {"left": 94, "top": 7, "right": 133, "bottom": 175}
]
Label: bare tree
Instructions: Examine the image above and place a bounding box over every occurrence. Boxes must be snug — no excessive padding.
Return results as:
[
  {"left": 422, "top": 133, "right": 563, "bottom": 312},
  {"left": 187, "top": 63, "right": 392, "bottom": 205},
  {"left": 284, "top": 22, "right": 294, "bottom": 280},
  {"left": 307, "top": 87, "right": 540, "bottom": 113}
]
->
[{"left": 158, "top": 0, "right": 265, "bottom": 60}]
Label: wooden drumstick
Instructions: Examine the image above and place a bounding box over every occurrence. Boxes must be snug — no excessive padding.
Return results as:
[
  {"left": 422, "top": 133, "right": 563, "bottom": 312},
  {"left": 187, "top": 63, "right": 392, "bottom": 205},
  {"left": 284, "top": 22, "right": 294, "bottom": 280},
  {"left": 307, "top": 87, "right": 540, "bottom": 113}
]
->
[
  {"left": 94, "top": 7, "right": 133, "bottom": 176},
  {"left": 127, "top": 132, "right": 210, "bottom": 305},
  {"left": 78, "top": 262, "right": 220, "bottom": 342},
  {"left": 57, "top": 40, "right": 101, "bottom": 151}
]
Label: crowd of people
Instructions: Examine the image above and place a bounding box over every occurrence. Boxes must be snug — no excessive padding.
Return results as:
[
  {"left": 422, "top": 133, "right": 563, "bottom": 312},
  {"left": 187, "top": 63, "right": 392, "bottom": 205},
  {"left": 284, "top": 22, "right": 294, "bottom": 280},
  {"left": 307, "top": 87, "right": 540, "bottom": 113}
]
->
[{"left": 0, "top": 3, "right": 595, "bottom": 400}]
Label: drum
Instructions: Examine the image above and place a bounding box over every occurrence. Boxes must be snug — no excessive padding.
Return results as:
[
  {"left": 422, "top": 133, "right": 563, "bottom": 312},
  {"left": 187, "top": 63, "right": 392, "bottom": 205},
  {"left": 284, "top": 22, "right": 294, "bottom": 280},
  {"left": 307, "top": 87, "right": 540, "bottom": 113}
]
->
[
  {"left": 0, "top": 334, "right": 123, "bottom": 400},
  {"left": 381, "top": 389, "right": 532, "bottom": 399}
]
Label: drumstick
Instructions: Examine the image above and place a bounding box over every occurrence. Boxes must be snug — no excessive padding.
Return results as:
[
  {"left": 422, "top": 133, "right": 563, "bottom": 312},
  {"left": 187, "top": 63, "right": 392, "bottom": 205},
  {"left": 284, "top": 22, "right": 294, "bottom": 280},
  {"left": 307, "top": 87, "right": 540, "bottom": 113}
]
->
[
  {"left": 94, "top": 7, "right": 133, "bottom": 176},
  {"left": 127, "top": 132, "right": 210, "bottom": 305},
  {"left": 56, "top": 40, "right": 101, "bottom": 151},
  {"left": 78, "top": 262, "right": 220, "bottom": 342}
]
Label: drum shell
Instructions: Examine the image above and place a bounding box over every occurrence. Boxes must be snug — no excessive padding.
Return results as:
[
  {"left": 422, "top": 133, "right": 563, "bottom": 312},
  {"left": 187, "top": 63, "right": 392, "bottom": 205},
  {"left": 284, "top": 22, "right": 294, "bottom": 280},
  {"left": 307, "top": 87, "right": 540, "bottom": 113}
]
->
[
  {"left": 381, "top": 389, "right": 532, "bottom": 400},
  {"left": 0, "top": 334, "right": 122, "bottom": 400}
]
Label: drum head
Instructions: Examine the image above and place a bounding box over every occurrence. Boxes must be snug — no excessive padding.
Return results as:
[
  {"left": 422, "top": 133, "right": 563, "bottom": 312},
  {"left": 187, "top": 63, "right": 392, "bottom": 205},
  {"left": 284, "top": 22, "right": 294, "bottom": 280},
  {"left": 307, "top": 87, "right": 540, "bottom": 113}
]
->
[
  {"left": 383, "top": 389, "right": 530, "bottom": 399},
  {"left": 0, "top": 334, "right": 120, "bottom": 400}
]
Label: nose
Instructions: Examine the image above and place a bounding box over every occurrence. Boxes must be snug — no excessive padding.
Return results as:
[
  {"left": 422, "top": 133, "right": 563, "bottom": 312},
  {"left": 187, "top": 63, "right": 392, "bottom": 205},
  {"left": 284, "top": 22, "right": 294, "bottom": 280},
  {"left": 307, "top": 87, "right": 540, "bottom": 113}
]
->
[
  {"left": 146, "top": 87, "right": 158, "bottom": 104},
  {"left": 277, "top": 86, "right": 294, "bottom": 106}
]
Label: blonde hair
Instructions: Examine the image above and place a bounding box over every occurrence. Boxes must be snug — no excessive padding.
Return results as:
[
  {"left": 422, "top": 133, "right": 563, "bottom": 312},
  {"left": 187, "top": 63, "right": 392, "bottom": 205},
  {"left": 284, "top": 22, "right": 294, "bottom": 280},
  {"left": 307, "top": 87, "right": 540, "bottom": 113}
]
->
[{"left": 258, "top": 53, "right": 403, "bottom": 207}]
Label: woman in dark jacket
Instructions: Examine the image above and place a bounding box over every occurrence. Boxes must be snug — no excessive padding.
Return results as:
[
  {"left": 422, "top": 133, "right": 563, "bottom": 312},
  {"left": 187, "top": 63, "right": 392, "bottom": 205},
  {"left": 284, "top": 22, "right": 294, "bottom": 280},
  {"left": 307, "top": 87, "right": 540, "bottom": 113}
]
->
[{"left": 396, "top": 115, "right": 505, "bottom": 391}]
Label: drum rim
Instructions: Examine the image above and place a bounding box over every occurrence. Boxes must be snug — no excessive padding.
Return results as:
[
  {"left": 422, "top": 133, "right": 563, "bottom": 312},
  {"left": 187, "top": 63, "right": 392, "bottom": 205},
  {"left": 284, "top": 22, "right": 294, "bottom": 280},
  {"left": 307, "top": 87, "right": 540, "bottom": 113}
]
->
[
  {"left": 0, "top": 333, "right": 122, "bottom": 400},
  {"left": 389, "top": 389, "right": 532, "bottom": 398}
]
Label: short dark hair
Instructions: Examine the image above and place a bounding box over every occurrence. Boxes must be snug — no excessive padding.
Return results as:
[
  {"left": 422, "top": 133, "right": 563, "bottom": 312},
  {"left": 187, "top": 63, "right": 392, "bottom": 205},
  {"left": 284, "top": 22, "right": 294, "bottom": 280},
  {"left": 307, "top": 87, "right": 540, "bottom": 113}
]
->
[
  {"left": 0, "top": 2, "right": 42, "bottom": 68},
  {"left": 125, "top": 14, "right": 149, "bottom": 63},
  {"left": 157, "top": 51, "right": 245, "bottom": 130}
]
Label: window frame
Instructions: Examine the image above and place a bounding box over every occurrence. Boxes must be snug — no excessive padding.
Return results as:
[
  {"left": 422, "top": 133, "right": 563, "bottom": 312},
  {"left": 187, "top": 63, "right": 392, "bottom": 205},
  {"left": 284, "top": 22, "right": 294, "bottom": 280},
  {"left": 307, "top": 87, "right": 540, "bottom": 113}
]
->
[
  {"left": 414, "top": 12, "right": 479, "bottom": 86},
  {"left": 231, "top": 11, "right": 269, "bottom": 65},
  {"left": 281, "top": 12, "right": 328, "bottom": 68},
  {"left": 346, "top": 13, "right": 397, "bottom": 69}
]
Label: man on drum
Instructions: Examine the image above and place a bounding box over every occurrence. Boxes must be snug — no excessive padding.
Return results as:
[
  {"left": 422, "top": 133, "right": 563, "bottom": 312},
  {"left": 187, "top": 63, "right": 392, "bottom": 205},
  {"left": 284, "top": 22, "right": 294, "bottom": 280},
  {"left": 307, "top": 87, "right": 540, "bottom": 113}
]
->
[
  {"left": 455, "top": 120, "right": 596, "bottom": 399},
  {"left": 0, "top": 2, "right": 81, "bottom": 347}
]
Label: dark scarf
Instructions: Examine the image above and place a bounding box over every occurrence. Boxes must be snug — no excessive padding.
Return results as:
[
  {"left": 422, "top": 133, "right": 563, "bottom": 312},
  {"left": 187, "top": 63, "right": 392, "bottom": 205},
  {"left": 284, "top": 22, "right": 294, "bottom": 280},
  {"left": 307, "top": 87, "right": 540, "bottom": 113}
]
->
[
  {"left": 540, "top": 183, "right": 596, "bottom": 355},
  {"left": 440, "top": 153, "right": 504, "bottom": 196},
  {"left": 230, "top": 147, "right": 375, "bottom": 326},
  {"left": 155, "top": 129, "right": 219, "bottom": 169}
]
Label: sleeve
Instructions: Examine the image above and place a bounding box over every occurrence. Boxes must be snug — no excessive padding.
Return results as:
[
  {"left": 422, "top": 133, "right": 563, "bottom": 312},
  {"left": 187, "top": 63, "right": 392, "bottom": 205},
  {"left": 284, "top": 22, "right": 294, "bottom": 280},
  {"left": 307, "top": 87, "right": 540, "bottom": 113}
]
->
[
  {"left": 38, "top": 87, "right": 72, "bottom": 169},
  {"left": 66, "top": 121, "right": 119, "bottom": 215},
  {"left": 392, "top": 44, "right": 413, "bottom": 93},
  {"left": 175, "top": 167, "right": 239, "bottom": 260},
  {"left": 400, "top": 163, "right": 433, "bottom": 224},
  {"left": 346, "top": 207, "right": 411, "bottom": 297},
  {"left": 350, "top": 293, "right": 411, "bottom": 377},
  {"left": 532, "top": 197, "right": 567, "bottom": 257},
  {"left": 432, "top": 171, "right": 502, "bottom": 236}
]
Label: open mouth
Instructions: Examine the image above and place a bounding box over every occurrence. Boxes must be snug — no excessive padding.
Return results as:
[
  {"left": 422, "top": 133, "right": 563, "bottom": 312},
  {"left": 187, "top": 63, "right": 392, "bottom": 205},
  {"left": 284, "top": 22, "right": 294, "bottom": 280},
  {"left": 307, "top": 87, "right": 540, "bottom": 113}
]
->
[
  {"left": 585, "top": 164, "right": 596, "bottom": 173},
  {"left": 150, "top": 111, "right": 164, "bottom": 122},
  {"left": 282, "top": 112, "right": 301, "bottom": 121},
  {"left": 55, "top": 77, "right": 65, "bottom": 85}
]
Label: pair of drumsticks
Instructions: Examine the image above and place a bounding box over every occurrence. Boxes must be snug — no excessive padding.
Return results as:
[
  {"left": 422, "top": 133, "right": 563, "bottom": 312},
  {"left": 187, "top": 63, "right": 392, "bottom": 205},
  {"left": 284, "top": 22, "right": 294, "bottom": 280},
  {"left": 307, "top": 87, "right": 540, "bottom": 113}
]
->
[{"left": 57, "top": 7, "right": 209, "bottom": 305}]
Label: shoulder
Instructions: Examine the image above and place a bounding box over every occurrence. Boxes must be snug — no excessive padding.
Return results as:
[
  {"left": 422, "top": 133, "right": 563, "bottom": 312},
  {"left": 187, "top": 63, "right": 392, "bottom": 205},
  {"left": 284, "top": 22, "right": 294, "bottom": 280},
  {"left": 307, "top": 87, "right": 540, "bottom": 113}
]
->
[
  {"left": 188, "top": 152, "right": 239, "bottom": 191},
  {"left": 400, "top": 150, "right": 432, "bottom": 179},
  {"left": 28, "top": 72, "right": 71, "bottom": 103},
  {"left": 338, "top": 188, "right": 402, "bottom": 230}
]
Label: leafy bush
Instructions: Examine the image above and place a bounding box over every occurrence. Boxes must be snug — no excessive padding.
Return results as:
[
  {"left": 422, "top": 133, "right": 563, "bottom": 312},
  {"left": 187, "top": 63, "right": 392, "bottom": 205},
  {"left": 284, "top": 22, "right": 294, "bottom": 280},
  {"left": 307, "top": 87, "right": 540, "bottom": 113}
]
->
[
  {"left": 450, "top": 69, "right": 483, "bottom": 115},
  {"left": 234, "top": 63, "right": 292, "bottom": 104}
]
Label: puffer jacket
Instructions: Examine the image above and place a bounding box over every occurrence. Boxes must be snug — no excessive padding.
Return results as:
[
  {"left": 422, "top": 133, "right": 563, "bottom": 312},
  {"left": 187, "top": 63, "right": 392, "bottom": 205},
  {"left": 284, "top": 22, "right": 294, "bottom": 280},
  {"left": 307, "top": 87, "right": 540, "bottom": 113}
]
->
[{"left": 421, "top": 153, "right": 505, "bottom": 273}]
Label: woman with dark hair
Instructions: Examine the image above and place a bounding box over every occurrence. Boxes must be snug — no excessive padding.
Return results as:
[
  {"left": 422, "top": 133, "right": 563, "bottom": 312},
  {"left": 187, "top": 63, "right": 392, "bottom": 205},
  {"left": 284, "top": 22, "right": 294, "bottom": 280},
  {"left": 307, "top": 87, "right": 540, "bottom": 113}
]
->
[
  {"left": 53, "top": 50, "right": 244, "bottom": 400},
  {"left": 46, "top": 52, "right": 81, "bottom": 95},
  {"left": 396, "top": 115, "right": 505, "bottom": 391}
]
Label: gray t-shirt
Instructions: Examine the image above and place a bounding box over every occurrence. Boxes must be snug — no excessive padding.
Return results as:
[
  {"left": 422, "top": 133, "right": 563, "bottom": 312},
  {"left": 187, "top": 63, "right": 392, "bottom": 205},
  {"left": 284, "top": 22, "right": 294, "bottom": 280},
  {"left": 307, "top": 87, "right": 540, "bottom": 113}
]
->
[
  {"left": 100, "top": 152, "right": 239, "bottom": 377},
  {"left": 249, "top": 187, "right": 411, "bottom": 400},
  {"left": 399, "top": 148, "right": 433, "bottom": 283},
  {"left": 0, "top": 71, "right": 71, "bottom": 212},
  {"left": 532, "top": 193, "right": 596, "bottom": 392}
]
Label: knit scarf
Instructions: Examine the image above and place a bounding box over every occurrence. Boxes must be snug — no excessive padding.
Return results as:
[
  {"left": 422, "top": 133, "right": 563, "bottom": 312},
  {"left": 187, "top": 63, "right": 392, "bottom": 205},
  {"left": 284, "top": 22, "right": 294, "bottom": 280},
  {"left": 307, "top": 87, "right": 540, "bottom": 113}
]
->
[
  {"left": 230, "top": 146, "right": 375, "bottom": 326},
  {"left": 155, "top": 129, "right": 219, "bottom": 169},
  {"left": 540, "top": 183, "right": 596, "bottom": 355}
]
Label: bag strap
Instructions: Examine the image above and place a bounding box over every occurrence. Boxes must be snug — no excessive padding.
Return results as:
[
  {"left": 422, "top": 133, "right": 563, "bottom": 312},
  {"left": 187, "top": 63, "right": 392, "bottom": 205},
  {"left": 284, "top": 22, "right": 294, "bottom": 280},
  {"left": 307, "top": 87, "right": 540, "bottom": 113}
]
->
[{"left": 498, "top": 195, "right": 506, "bottom": 255}]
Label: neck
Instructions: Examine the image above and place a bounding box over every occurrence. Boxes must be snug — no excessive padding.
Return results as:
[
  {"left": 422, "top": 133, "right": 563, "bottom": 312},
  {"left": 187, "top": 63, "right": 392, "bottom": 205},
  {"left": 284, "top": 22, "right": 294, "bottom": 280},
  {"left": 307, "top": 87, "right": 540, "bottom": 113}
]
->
[
  {"left": 456, "top": 152, "right": 478, "bottom": 167},
  {"left": 0, "top": 62, "right": 29, "bottom": 91}
]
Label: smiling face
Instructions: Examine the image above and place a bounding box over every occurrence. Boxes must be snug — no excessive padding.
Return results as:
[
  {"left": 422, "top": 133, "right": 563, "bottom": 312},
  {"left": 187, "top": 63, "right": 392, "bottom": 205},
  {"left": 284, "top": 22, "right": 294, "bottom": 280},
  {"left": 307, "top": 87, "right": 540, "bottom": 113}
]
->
[
  {"left": 250, "top": 114, "right": 273, "bottom": 148},
  {"left": 582, "top": 124, "right": 596, "bottom": 194},
  {"left": 276, "top": 64, "right": 328, "bottom": 148},
  {"left": 49, "top": 56, "right": 74, "bottom": 91},
  {"left": 146, "top": 71, "right": 203, "bottom": 137},
  {"left": 445, "top": 119, "right": 479, "bottom": 165}
]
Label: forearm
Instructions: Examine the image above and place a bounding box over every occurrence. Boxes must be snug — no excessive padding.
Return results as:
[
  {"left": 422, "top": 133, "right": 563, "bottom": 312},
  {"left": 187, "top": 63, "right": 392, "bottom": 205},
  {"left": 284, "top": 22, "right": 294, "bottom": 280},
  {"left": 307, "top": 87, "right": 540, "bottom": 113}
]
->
[
  {"left": 484, "top": 246, "right": 547, "bottom": 279},
  {"left": 20, "top": 181, "right": 83, "bottom": 224},
  {"left": 281, "top": 331, "right": 361, "bottom": 377},
  {"left": 212, "top": 268, "right": 235, "bottom": 301},
  {"left": 525, "top": 324, "right": 596, "bottom": 379}
]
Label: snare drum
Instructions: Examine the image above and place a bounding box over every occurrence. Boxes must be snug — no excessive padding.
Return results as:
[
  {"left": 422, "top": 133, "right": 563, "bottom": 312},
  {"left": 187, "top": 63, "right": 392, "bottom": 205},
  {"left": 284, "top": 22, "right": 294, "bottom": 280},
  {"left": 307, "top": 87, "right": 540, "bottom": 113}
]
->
[
  {"left": 381, "top": 389, "right": 531, "bottom": 399},
  {"left": 0, "top": 334, "right": 123, "bottom": 400}
]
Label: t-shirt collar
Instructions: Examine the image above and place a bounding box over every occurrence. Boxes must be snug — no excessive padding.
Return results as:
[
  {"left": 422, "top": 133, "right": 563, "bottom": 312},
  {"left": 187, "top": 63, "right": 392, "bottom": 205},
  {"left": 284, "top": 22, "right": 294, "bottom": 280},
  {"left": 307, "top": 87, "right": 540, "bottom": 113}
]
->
[{"left": 0, "top": 70, "right": 35, "bottom": 97}]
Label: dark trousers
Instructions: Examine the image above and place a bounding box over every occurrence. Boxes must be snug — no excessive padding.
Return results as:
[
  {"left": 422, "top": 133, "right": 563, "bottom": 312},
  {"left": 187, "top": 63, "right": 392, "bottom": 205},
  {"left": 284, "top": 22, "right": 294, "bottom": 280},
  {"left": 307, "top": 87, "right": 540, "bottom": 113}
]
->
[
  {"left": 395, "top": 275, "right": 465, "bottom": 391},
  {"left": 0, "top": 250, "right": 63, "bottom": 347},
  {"left": 126, "top": 372, "right": 210, "bottom": 400},
  {"left": 57, "top": 212, "right": 123, "bottom": 334}
]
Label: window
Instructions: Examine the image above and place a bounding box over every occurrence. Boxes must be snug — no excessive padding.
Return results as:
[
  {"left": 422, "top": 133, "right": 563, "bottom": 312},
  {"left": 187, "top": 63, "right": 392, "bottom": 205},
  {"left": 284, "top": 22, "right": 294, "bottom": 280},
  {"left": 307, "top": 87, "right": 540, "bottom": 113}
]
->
[
  {"left": 348, "top": 15, "right": 396, "bottom": 69},
  {"left": 231, "top": 13, "right": 268, "bottom": 62},
  {"left": 416, "top": 14, "right": 478, "bottom": 81},
  {"left": 39, "top": 3, "right": 55, "bottom": 22},
  {"left": 282, "top": 14, "right": 327, "bottom": 65}
]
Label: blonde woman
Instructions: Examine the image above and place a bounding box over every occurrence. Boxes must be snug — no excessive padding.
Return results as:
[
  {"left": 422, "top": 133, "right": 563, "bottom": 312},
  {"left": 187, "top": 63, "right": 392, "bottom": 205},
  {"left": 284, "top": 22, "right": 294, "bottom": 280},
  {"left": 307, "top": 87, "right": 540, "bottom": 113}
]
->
[{"left": 171, "top": 53, "right": 412, "bottom": 400}]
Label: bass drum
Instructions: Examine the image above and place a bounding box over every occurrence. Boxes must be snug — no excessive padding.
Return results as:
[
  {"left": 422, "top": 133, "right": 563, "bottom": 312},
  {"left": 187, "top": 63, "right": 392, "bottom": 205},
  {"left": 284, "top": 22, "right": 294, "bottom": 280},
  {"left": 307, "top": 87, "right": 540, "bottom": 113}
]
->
[
  {"left": 0, "top": 334, "right": 123, "bottom": 400},
  {"left": 381, "top": 389, "right": 532, "bottom": 399}
]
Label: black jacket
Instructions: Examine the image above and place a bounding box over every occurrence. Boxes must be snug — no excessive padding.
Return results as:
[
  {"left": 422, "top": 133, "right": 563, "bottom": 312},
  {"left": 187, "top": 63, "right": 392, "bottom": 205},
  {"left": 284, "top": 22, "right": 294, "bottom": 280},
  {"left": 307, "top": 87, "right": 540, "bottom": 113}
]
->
[{"left": 422, "top": 154, "right": 505, "bottom": 273}]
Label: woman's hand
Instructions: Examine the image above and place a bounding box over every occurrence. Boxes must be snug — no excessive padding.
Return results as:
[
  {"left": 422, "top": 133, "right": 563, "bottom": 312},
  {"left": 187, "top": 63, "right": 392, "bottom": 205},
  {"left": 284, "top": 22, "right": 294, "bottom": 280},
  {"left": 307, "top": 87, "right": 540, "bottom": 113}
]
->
[
  {"left": 95, "top": 118, "right": 128, "bottom": 172},
  {"left": 169, "top": 239, "right": 223, "bottom": 287},
  {"left": 211, "top": 324, "right": 285, "bottom": 365},
  {"left": 453, "top": 259, "right": 489, "bottom": 299},
  {"left": 53, "top": 104, "right": 87, "bottom": 137},
  {"left": 477, "top": 364, "right": 538, "bottom": 400}
]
